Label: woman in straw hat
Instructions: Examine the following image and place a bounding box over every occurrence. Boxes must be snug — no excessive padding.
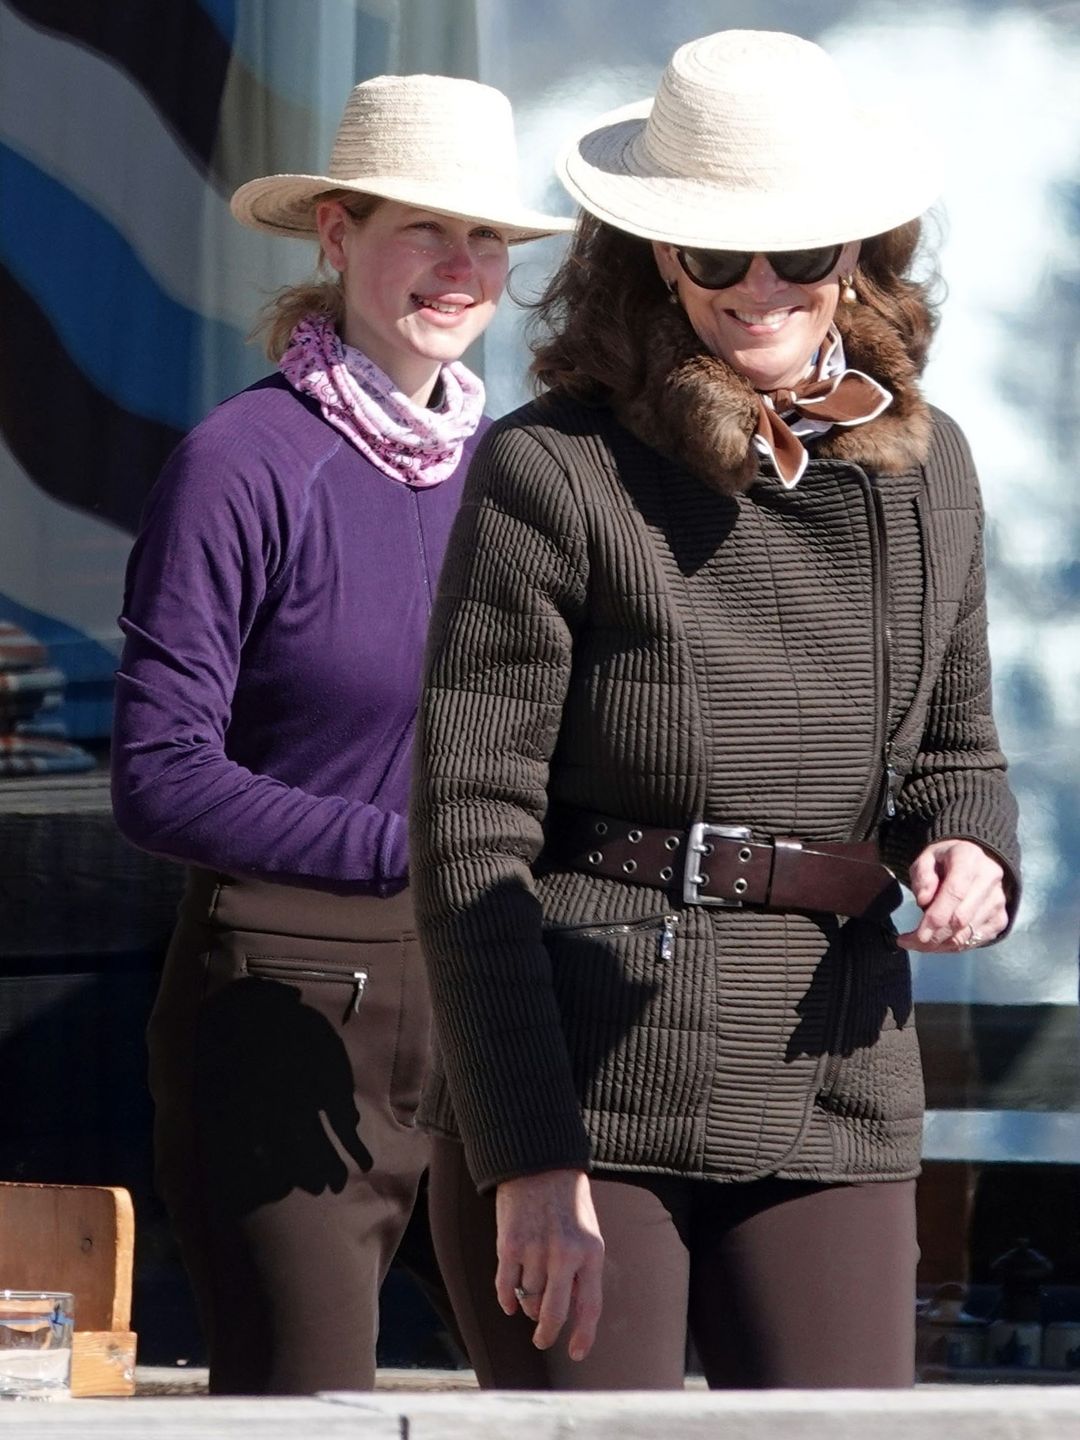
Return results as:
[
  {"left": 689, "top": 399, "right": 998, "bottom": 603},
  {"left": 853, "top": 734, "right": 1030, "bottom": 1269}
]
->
[
  {"left": 411, "top": 31, "right": 1020, "bottom": 1388},
  {"left": 111, "top": 73, "right": 568, "bottom": 1394}
]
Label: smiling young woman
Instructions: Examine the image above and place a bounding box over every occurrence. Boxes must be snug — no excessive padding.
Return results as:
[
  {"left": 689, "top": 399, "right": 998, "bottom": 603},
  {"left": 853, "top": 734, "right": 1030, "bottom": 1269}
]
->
[
  {"left": 110, "top": 73, "right": 568, "bottom": 1396},
  {"left": 315, "top": 201, "right": 510, "bottom": 403}
]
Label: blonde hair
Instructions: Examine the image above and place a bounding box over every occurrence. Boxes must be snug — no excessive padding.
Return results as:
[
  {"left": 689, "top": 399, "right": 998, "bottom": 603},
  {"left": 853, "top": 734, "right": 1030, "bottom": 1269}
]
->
[{"left": 251, "top": 191, "right": 382, "bottom": 361}]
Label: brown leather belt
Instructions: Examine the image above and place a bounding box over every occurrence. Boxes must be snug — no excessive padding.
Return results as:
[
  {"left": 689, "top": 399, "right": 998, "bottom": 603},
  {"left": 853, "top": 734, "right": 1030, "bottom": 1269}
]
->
[{"left": 550, "top": 809, "right": 901, "bottom": 919}]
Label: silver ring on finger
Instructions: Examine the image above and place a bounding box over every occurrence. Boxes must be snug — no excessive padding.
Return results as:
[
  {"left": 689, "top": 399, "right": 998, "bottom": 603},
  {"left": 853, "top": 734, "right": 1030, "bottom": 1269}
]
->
[
  {"left": 514, "top": 1285, "right": 540, "bottom": 1302},
  {"left": 963, "top": 925, "right": 983, "bottom": 948}
]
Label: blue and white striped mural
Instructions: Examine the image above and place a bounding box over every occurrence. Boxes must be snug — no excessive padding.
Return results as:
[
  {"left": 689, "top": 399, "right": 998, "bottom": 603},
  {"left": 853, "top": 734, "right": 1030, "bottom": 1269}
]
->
[{"left": 0, "top": 0, "right": 402, "bottom": 735}]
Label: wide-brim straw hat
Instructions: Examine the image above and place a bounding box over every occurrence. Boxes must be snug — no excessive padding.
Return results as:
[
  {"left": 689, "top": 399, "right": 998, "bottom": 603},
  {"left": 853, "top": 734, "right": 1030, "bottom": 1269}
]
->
[
  {"left": 231, "top": 73, "right": 572, "bottom": 243},
  {"left": 558, "top": 30, "right": 941, "bottom": 251}
]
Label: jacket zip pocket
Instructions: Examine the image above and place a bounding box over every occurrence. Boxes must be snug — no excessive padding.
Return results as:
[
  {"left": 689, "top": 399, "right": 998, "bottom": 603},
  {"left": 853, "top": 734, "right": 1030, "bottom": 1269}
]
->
[
  {"left": 244, "top": 955, "right": 369, "bottom": 1014},
  {"left": 544, "top": 913, "right": 679, "bottom": 962}
]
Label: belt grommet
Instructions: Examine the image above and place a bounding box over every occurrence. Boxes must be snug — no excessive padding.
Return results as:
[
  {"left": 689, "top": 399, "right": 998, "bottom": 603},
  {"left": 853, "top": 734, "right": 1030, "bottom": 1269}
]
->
[
  {"left": 622, "top": 859, "right": 637, "bottom": 874},
  {"left": 697, "top": 874, "right": 709, "bottom": 888},
  {"left": 628, "top": 829, "right": 642, "bottom": 843},
  {"left": 594, "top": 821, "right": 608, "bottom": 836},
  {"left": 588, "top": 850, "right": 603, "bottom": 865},
  {"left": 664, "top": 836, "right": 680, "bottom": 851},
  {"left": 660, "top": 866, "right": 674, "bottom": 882},
  {"left": 733, "top": 877, "right": 748, "bottom": 895},
  {"left": 738, "top": 847, "right": 752, "bottom": 863}
]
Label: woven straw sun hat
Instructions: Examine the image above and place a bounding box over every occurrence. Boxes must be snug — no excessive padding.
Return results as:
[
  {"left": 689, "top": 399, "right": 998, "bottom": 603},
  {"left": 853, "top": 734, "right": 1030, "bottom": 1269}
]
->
[
  {"left": 231, "top": 73, "right": 572, "bottom": 243},
  {"left": 558, "top": 30, "right": 941, "bottom": 251}
]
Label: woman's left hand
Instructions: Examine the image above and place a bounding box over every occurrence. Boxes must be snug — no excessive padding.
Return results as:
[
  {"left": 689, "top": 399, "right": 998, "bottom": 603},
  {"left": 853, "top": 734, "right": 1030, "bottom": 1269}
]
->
[{"left": 896, "top": 839, "right": 1009, "bottom": 952}]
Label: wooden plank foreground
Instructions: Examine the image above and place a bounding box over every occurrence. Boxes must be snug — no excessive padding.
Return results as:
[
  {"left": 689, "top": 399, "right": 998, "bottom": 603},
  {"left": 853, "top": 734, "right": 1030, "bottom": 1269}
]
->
[{"left": 0, "top": 1387, "right": 1077, "bottom": 1438}]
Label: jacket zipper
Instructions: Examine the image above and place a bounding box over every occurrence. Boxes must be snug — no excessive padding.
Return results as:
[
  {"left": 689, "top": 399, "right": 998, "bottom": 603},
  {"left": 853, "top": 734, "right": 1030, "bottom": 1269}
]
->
[
  {"left": 879, "top": 486, "right": 936, "bottom": 798},
  {"left": 544, "top": 913, "right": 679, "bottom": 962},
  {"left": 851, "top": 474, "right": 895, "bottom": 839},
  {"left": 244, "top": 956, "right": 369, "bottom": 1014},
  {"left": 856, "top": 478, "right": 944, "bottom": 830},
  {"left": 824, "top": 474, "right": 903, "bottom": 1091}
]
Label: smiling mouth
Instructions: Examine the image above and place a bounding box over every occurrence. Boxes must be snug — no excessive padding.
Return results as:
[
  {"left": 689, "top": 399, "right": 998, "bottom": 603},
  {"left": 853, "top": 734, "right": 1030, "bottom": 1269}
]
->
[
  {"left": 410, "top": 294, "right": 472, "bottom": 315},
  {"left": 728, "top": 307, "right": 796, "bottom": 331}
]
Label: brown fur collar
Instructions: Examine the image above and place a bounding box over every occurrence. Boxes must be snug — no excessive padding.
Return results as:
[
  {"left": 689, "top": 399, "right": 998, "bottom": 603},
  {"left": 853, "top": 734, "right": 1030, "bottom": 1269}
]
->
[{"left": 613, "top": 298, "right": 932, "bottom": 496}]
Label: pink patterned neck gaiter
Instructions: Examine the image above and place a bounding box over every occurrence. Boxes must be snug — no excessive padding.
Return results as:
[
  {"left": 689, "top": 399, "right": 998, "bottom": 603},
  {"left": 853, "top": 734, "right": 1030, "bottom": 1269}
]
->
[{"left": 279, "top": 313, "right": 485, "bottom": 487}]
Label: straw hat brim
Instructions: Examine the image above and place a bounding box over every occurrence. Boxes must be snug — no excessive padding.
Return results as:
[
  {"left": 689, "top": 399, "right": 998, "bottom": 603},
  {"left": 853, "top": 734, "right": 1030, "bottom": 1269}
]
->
[
  {"left": 558, "top": 99, "right": 942, "bottom": 251},
  {"left": 230, "top": 172, "right": 574, "bottom": 244}
]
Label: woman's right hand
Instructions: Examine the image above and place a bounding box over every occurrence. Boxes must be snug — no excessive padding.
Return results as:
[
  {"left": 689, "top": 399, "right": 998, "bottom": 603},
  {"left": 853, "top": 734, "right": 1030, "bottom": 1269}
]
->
[{"left": 494, "top": 1167, "right": 604, "bottom": 1361}]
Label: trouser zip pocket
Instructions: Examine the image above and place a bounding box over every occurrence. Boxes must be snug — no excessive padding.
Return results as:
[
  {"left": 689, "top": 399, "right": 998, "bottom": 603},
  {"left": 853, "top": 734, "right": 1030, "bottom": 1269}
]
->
[
  {"left": 244, "top": 956, "right": 369, "bottom": 1014},
  {"left": 544, "top": 913, "right": 679, "bottom": 962}
]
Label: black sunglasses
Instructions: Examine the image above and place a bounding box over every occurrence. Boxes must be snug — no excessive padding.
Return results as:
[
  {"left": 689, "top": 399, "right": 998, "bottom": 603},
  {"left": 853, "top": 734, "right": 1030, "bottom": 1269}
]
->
[{"left": 675, "top": 243, "right": 844, "bottom": 290}]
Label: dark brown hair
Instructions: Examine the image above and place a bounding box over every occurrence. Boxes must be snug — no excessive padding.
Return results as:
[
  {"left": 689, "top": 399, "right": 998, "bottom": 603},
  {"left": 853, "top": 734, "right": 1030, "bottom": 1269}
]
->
[
  {"left": 251, "top": 191, "right": 383, "bottom": 361},
  {"left": 528, "top": 214, "right": 940, "bottom": 401}
]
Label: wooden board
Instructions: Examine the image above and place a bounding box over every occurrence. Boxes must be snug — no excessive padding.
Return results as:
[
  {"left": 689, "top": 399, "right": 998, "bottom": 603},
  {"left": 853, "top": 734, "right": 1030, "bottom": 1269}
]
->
[
  {"left": 0, "top": 1180, "right": 136, "bottom": 1396},
  {"left": 0, "top": 1398, "right": 398, "bottom": 1437},
  {"left": 0, "top": 1390, "right": 1079, "bottom": 1440},
  {"left": 0, "top": 1182, "right": 133, "bottom": 1330}
]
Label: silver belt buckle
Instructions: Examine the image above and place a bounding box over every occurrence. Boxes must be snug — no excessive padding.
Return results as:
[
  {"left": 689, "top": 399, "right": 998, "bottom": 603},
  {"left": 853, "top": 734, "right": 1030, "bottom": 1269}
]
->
[{"left": 682, "top": 821, "right": 753, "bottom": 907}]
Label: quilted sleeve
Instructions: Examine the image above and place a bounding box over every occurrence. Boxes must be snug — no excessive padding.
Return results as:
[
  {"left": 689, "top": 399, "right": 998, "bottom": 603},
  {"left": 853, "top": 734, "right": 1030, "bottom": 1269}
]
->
[
  {"left": 881, "top": 433, "right": 1021, "bottom": 931},
  {"left": 410, "top": 420, "right": 593, "bottom": 1191}
]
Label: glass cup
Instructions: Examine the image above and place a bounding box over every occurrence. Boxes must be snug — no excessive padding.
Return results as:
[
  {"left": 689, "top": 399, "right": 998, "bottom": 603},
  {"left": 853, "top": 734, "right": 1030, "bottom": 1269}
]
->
[{"left": 0, "top": 1291, "right": 74, "bottom": 1400}]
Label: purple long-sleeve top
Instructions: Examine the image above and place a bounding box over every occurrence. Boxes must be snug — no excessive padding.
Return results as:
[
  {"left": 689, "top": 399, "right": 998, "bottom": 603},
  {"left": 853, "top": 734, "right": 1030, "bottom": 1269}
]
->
[{"left": 111, "top": 372, "right": 485, "bottom": 893}]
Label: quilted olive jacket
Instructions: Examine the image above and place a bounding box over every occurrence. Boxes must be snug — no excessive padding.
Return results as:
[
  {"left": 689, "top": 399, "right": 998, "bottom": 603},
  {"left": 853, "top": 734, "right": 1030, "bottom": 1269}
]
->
[{"left": 411, "top": 301, "right": 1021, "bottom": 1194}]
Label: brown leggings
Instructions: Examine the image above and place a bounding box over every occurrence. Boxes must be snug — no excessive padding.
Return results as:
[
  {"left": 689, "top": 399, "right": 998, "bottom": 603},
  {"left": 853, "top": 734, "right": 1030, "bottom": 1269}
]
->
[
  {"left": 147, "top": 870, "right": 447, "bottom": 1394},
  {"left": 430, "top": 1137, "right": 917, "bottom": 1389}
]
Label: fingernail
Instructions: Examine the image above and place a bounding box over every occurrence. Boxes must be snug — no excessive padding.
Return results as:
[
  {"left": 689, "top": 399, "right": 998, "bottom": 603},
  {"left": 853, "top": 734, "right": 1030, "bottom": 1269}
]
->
[{"left": 569, "top": 1344, "right": 585, "bottom": 1362}]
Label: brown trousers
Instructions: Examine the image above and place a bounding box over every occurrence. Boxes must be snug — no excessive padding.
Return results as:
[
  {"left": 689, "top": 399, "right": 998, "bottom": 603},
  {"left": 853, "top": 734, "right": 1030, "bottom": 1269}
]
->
[
  {"left": 147, "top": 870, "right": 444, "bottom": 1394},
  {"left": 431, "top": 1136, "right": 917, "bottom": 1388}
]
